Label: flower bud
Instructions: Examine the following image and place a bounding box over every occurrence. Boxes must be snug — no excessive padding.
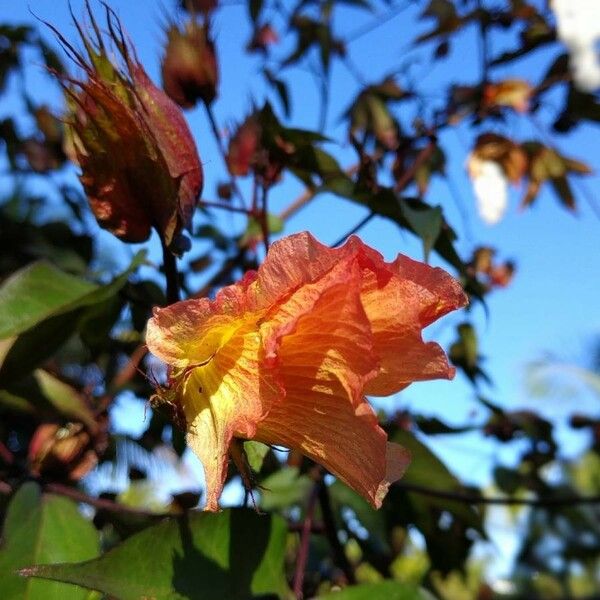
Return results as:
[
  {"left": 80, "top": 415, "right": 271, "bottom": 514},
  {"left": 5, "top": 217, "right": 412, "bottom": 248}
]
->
[
  {"left": 56, "top": 4, "right": 203, "bottom": 252},
  {"left": 28, "top": 422, "right": 99, "bottom": 481},
  {"left": 161, "top": 20, "right": 218, "bottom": 108},
  {"left": 226, "top": 114, "right": 261, "bottom": 176}
]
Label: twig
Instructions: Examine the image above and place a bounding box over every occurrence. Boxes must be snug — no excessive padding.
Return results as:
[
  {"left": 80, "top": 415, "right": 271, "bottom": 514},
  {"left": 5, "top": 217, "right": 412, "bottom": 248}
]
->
[
  {"left": 259, "top": 183, "right": 270, "bottom": 254},
  {"left": 203, "top": 101, "right": 247, "bottom": 209},
  {"left": 0, "top": 479, "right": 166, "bottom": 517},
  {"left": 344, "top": 0, "right": 413, "bottom": 44},
  {"left": 160, "top": 236, "right": 180, "bottom": 305},
  {"left": 393, "top": 138, "right": 437, "bottom": 192},
  {"left": 476, "top": 0, "right": 489, "bottom": 85},
  {"left": 200, "top": 199, "right": 252, "bottom": 215},
  {"left": 332, "top": 211, "right": 374, "bottom": 247},
  {"left": 333, "top": 140, "right": 437, "bottom": 245},
  {"left": 397, "top": 482, "right": 600, "bottom": 507},
  {"left": 293, "top": 477, "right": 323, "bottom": 599},
  {"left": 318, "top": 483, "right": 356, "bottom": 584},
  {"left": 278, "top": 164, "right": 361, "bottom": 222}
]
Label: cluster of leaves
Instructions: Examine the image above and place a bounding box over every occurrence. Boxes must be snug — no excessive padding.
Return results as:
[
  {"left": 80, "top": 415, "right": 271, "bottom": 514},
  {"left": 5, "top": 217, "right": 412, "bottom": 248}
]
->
[{"left": 1, "top": 1, "right": 600, "bottom": 599}]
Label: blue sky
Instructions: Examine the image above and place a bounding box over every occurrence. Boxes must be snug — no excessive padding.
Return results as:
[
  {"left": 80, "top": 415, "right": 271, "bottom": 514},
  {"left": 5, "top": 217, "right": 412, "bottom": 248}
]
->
[{"left": 2, "top": 0, "right": 600, "bottom": 575}]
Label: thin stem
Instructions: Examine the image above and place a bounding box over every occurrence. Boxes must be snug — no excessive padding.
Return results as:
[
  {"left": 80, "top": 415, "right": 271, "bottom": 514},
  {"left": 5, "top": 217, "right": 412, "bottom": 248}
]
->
[
  {"left": 477, "top": 0, "right": 489, "bottom": 85},
  {"left": 203, "top": 101, "right": 247, "bottom": 209},
  {"left": 344, "top": 0, "right": 412, "bottom": 44},
  {"left": 259, "top": 183, "right": 270, "bottom": 254},
  {"left": 397, "top": 482, "right": 600, "bottom": 507},
  {"left": 278, "top": 163, "right": 361, "bottom": 222},
  {"left": 161, "top": 236, "right": 180, "bottom": 305},
  {"left": 293, "top": 477, "right": 323, "bottom": 599},
  {"left": 318, "top": 483, "right": 356, "bottom": 584},
  {"left": 201, "top": 199, "right": 253, "bottom": 215},
  {"left": 332, "top": 211, "right": 374, "bottom": 246},
  {"left": 393, "top": 138, "right": 436, "bottom": 193}
]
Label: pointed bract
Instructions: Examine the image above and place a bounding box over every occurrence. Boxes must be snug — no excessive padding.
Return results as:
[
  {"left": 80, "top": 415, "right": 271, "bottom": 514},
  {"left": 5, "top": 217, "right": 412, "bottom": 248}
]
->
[{"left": 56, "top": 5, "right": 202, "bottom": 251}]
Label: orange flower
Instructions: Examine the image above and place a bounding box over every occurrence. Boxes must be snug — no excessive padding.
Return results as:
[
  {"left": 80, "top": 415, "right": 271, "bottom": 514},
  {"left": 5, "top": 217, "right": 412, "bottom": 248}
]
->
[
  {"left": 482, "top": 79, "right": 533, "bottom": 113},
  {"left": 146, "top": 233, "right": 467, "bottom": 510}
]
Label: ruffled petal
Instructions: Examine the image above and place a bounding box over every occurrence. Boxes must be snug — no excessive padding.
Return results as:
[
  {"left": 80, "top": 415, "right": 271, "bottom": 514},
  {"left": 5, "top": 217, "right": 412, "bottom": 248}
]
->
[
  {"left": 248, "top": 231, "right": 343, "bottom": 310},
  {"left": 360, "top": 253, "right": 468, "bottom": 396},
  {"left": 255, "top": 267, "right": 408, "bottom": 507},
  {"left": 146, "top": 275, "right": 256, "bottom": 368},
  {"left": 181, "top": 320, "right": 281, "bottom": 510}
]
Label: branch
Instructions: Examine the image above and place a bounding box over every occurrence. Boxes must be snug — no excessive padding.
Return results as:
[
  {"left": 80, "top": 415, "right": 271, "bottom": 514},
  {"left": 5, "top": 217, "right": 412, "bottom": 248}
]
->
[
  {"left": 0, "top": 479, "right": 166, "bottom": 517},
  {"left": 318, "top": 482, "right": 356, "bottom": 584},
  {"left": 393, "top": 138, "right": 437, "bottom": 193},
  {"left": 293, "top": 476, "right": 323, "bottom": 599},
  {"left": 397, "top": 482, "right": 600, "bottom": 507},
  {"left": 160, "top": 236, "right": 180, "bottom": 305},
  {"left": 203, "top": 101, "right": 247, "bottom": 209},
  {"left": 200, "top": 199, "right": 253, "bottom": 215},
  {"left": 333, "top": 140, "right": 437, "bottom": 245}
]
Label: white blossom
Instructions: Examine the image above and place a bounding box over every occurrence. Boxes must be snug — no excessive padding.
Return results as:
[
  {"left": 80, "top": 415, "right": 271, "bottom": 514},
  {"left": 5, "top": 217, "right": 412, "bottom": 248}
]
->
[
  {"left": 552, "top": 0, "right": 600, "bottom": 92},
  {"left": 468, "top": 156, "right": 509, "bottom": 225}
]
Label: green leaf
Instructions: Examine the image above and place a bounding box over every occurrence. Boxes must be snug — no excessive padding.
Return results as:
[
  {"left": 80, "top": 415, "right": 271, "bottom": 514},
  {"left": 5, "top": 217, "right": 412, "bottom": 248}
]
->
[
  {"left": 22, "top": 509, "right": 288, "bottom": 600},
  {"left": 390, "top": 430, "right": 484, "bottom": 535},
  {"left": 0, "top": 251, "right": 146, "bottom": 340},
  {"left": 0, "top": 483, "right": 99, "bottom": 600},
  {"left": 323, "top": 181, "right": 465, "bottom": 274},
  {"left": 317, "top": 580, "right": 436, "bottom": 599},
  {"left": 0, "top": 262, "right": 96, "bottom": 340},
  {"left": 329, "top": 481, "right": 388, "bottom": 550},
  {"left": 32, "top": 370, "right": 96, "bottom": 431},
  {"left": 239, "top": 213, "right": 284, "bottom": 247},
  {"left": 260, "top": 466, "right": 312, "bottom": 510},
  {"left": 244, "top": 441, "right": 270, "bottom": 473},
  {"left": 0, "top": 252, "right": 146, "bottom": 383},
  {"left": 400, "top": 203, "right": 442, "bottom": 261}
]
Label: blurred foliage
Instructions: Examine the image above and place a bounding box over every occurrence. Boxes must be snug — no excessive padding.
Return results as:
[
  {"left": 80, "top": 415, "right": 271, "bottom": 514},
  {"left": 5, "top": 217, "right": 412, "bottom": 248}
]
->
[{"left": 0, "top": 1, "right": 599, "bottom": 598}]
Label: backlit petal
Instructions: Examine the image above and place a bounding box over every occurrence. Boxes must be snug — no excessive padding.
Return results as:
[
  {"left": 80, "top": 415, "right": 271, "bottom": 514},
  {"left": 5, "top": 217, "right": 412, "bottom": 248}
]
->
[
  {"left": 181, "top": 320, "right": 281, "bottom": 511},
  {"left": 255, "top": 266, "right": 407, "bottom": 507},
  {"left": 146, "top": 273, "right": 256, "bottom": 368},
  {"left": 361, "top": 253, "right": 468, "bottom": 396}
]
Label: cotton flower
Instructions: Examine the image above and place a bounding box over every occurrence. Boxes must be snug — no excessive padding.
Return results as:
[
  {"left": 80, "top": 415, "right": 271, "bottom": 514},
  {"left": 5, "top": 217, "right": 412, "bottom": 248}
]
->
[
  {"left": 553, "top": 0, "right": 600, "bottom": 92},
  {"left": 146, "top": 232, "right": 467, "bottom": 510},
  {"left": 467, "top": 155, "right": 509, "bottom": 225}
]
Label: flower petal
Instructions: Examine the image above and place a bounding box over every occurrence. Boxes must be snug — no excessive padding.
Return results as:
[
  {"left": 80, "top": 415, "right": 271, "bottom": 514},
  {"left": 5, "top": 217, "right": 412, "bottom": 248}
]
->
[
  {"left": 181, "top": 320, "right": 281, "bottom": 511},
  {"left": 361, "top": 253, "right": 468, "bottom": 396},
  {"left": 146, "top": 274, "right": 256, "bottom": 368},
  {"left": 255, "top": 266, "right": 408, "bottom": 507}
]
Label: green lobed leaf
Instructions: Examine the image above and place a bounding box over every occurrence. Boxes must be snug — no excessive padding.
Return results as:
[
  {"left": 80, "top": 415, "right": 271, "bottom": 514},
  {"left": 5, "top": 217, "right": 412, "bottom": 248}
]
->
[
  {"left": 400, "top": 203, "right": 442, "bottom": 261},
  {"left": 317, "top": 580, "right": 437, "bottom": 599},
  {"left": 0, "top": 262, "right": 96, "bottom": 340},
  {"left": 260, "top": 466, "right": 312, "bottom": 511},
  {"left": 0, "top": 483, "right": 100, "bottom": 600},
  {"left": 21, "top": 508, "right": 289, "bottom": 600},
  {"left": 0, "top": 251, "right": 146, "bottom": 340},
  {"left": 0, "top": 252, "right": 146, "bottom": 383},
  {"left": 32, "top": 369, "right": 96, "bottom": 431},
  {"left": 390, "top": 429, "right": 485, "bottom": 536}
]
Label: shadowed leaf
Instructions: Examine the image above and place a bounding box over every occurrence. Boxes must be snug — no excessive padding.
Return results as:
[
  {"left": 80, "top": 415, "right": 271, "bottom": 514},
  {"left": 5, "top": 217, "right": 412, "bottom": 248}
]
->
[{"left": 21, "top": 509, "right": 288, "bottom": 600}]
